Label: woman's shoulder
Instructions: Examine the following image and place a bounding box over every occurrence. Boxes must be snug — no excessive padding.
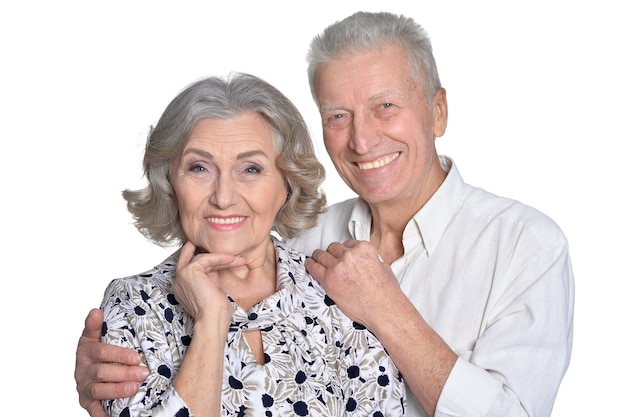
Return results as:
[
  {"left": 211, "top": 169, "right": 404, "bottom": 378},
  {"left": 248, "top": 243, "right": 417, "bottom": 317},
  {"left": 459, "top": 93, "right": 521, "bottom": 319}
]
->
[
  {"left": 273, "top": 237, "right": 326, "bottom": 292},
  {"left": 101, "top": 253, "right": 179, "bottom": 307},
  {"left": 274, "top": 237, "right": 307, "bottom": 262}
]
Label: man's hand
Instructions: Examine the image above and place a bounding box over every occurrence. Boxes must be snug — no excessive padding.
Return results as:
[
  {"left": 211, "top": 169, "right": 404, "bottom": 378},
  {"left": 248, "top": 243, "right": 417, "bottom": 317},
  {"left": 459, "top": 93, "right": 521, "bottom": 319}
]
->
[
  {"left": 305, "top": 239, "right": 405, "bottom": 331},
  {"left": 75, "top": 309, "right": 150, "bottom": 417},
  {"left": 307, "top": 240, "right": 457, "bottom": 417}
]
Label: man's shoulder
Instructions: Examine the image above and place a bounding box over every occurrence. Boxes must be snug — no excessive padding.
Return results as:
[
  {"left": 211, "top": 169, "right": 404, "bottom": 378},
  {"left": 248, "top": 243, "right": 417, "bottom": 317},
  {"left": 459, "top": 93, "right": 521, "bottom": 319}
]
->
[
  {"left": 445, "top": 157, "right": 564, "bottom": 232},
  {"left": 321, "top": 197, "right": 360, "bottom": 222},
  {"left": 286, "top": 198, "right": 359, "bottom": 255},
  {"left": 462, "top": 184, "right": 568, "bottom": 246}
]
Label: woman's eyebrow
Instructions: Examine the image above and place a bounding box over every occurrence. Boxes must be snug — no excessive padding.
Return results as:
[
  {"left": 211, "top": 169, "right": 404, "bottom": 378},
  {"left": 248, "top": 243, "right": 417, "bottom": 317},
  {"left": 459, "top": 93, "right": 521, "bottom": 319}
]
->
[
  {"left": 237, "top": 150, "right": 267, "bottom": 160},
  {"left": 182, "top": 149, "right": 267, "bottom": 160}
]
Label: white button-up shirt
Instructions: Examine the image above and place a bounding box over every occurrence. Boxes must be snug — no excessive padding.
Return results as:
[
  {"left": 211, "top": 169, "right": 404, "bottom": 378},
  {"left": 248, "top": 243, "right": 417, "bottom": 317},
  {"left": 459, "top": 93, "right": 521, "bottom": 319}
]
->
[{"left": 286, "top": 156, "right": 574, "bottom": 417}]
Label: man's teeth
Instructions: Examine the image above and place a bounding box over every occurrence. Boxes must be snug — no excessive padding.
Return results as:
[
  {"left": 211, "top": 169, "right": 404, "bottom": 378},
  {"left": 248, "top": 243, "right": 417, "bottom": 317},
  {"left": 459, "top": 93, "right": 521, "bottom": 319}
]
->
[
  {"left": 357, "top": 152, "right": 399, "bottom": 170},
  {"left": 208, "top": 217, "right": 245, "bottom": 224}
]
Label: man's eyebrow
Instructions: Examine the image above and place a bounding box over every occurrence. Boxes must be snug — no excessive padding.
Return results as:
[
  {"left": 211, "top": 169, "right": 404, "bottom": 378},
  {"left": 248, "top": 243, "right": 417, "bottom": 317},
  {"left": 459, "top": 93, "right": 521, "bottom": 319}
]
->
[
  {"left": 368, "top": 89, "right": 399, "bottom": 102},
  {"left": 320, "top": 89, "right": 401, "bottom": 112},
  {"left": 320, "top": 103, "right": 344, "bottom": 112}
]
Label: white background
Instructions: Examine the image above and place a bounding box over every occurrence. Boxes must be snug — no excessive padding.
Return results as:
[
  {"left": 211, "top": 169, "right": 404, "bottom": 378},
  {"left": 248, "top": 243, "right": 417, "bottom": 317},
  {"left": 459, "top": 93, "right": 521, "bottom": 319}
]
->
[{"left": 1, "top": 1, "right": 623, "bottom": 415}]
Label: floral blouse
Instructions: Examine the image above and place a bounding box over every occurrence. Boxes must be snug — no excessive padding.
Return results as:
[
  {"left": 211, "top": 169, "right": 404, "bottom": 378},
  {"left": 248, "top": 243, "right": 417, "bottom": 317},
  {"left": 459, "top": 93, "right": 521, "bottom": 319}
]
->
[{"left": 101, "top": 238, "right": 406, "bottom": 416}]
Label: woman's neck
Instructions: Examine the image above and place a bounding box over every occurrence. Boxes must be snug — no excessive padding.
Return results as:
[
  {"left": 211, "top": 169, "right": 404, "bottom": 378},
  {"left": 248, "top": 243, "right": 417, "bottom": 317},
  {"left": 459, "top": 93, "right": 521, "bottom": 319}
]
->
[{"left": 218, "top": 239, "right": 278, "bottom": 311}]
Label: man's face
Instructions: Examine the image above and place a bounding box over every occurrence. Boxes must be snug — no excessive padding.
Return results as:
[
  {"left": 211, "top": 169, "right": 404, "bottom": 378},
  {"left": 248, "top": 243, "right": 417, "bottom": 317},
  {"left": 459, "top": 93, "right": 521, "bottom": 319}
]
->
[{"left": 314, "top": 44, "right": 448, "bottom": 209}]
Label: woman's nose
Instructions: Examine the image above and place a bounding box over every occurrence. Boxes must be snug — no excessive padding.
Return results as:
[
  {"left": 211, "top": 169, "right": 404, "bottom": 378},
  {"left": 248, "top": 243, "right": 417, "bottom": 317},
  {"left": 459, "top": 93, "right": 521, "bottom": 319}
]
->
[{"left": 208, "top": 175, "right": 237, "bottom": 208}]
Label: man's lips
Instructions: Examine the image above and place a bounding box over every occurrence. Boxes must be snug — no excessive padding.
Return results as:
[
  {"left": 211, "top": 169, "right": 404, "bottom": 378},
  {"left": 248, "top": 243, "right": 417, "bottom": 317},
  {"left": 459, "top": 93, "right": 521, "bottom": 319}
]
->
[{"left": 356, "top": 152, "right": 400, "bottom": 170}]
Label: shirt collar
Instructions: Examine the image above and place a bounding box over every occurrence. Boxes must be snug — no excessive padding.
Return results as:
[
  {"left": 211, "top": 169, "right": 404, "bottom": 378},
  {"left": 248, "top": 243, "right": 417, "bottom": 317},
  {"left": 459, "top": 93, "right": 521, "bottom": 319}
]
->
[
  {"left": 414, "top": 156, "right": 466, "bottom": 255},
  {"left": 230, "top": 238, "right": 297, "bottom": 330},
  {"left": 347, "top": 155, "right": 466, "bottom": 256},
  {"left": 348, "top": 198, "right": 373, "bottom": 241}
]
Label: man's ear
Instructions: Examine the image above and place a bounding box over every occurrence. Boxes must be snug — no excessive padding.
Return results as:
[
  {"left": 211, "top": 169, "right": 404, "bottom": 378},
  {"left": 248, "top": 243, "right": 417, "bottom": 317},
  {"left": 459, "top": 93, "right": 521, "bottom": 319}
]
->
[{"left": 433, "top": 88, "right": 448, "bottom": 137}]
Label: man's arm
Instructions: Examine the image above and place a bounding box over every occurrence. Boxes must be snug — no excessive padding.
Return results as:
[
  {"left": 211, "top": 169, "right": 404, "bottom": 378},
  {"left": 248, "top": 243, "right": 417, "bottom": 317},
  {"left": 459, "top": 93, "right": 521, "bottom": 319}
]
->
[
  {"left": 307, "top": 234, "right": 574, "bottom": 417},
  {"left": 75, "top": 309, "right": 149, "bottom": 417},
  {"left": 368, "top": 289, "right": 458, "bottom": 417},
  {"left": 305, "top": 240, "right": 457, "bottom": 417}
]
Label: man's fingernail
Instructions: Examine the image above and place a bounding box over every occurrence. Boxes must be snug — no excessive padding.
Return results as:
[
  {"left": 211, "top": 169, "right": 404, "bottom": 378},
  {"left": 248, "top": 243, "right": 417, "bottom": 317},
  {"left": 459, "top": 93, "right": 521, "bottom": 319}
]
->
[{"left": 122, "top": 383, "right": 135, "bottom": 395}]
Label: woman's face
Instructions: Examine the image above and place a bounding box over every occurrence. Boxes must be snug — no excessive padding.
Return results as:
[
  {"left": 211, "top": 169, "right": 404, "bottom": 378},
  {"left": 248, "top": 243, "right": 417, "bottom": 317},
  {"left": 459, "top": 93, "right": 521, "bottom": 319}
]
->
[{"left": 169, "top": 113, "right": 287, "bottom": 259}]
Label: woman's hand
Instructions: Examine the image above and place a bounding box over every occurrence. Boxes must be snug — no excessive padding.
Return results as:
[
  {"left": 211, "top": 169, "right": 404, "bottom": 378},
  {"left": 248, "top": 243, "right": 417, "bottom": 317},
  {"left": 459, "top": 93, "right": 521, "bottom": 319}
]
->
[
  {"left": 172, "top": 241, "right": 246, "bottom": 417},
  {"left": 173, "top": 241, "right": 246, "bottom": 324}
]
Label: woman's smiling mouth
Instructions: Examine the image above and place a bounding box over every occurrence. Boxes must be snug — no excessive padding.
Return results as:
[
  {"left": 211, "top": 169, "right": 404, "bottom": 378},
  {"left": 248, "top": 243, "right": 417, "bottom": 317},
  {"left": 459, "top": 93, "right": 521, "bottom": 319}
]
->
[{"left": 207, "top": 216, "right": 246, "bottom": 225}]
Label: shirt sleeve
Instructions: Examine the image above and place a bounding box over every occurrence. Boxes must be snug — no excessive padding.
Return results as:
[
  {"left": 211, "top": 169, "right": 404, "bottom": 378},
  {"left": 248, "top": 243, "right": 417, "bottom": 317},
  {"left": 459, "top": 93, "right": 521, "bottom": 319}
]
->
[
  {"left": 436, "top": 220, "right": 575, "bottom": 417},
  {"left": 100, "top": 278, "right": 194, "bottom": 417},
  {"left": 436, "top": 359, "right": 502, "bottom": 416}
]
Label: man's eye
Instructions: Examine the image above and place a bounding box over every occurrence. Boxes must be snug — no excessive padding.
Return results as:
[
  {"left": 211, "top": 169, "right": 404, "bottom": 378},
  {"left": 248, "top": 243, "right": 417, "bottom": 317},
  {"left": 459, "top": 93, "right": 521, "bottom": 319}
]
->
[
  {"left": 323, "top": 112, "right": 351, "bottom": 129},
  {"left": 381, "top": 103, "right": 393, "bottom": 109}
]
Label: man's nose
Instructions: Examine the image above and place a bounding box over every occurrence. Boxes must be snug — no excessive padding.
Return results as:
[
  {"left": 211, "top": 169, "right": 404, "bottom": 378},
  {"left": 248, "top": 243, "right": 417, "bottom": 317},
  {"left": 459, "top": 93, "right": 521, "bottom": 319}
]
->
[{"left": 349, "top": 115, "right": 381, "bottom": 154}]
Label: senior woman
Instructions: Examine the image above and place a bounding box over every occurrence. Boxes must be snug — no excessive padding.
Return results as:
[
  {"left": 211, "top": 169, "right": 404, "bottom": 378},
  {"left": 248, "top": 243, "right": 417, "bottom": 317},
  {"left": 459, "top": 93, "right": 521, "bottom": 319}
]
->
[{"left": 97, "top": 73, "right": 405, "bottom": 417}]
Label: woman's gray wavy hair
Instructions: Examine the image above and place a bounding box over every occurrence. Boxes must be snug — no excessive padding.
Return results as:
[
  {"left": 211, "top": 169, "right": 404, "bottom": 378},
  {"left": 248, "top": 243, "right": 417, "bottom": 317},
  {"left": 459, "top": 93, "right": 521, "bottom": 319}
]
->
[
  {"left": 307, "top": 11, "right": 441, "bottom": 107},
  {"left": 123, "top": 72, "right": 326, "bottom": 246}
]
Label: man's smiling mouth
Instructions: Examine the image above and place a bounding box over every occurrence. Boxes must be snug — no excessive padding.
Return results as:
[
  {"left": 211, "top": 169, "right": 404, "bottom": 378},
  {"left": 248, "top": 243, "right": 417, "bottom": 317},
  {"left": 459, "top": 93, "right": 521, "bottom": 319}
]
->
[{"left": 356, "top": 152, "right": 400, "bottom": 170}]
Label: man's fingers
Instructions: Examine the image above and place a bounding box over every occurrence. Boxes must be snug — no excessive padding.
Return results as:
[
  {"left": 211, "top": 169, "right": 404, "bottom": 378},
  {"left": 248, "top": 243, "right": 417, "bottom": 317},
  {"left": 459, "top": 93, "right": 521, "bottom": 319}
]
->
[
  {"left": 304, "top": 257, "right": 325, "bottom": 282},
  {"left": 310, "top": 248, "right": 336, "bottom": 265},
  {"left": 80, "top": 379, "right": 140, "bottom": 409},
  {"left": 80, "top": 308, "right": 141, "bottom": 365},
  {"left": 82, "top": 308, "right": 104, "bottom": 340},
  {"left": 341, "top": 239, "right": 360, "bottom": 248},
  {"left": 85, "top": 400, "right": 111, "bottom": 417},
  {"left": 91, "top": 377, "right": 141, "bottom": 396},
  {"left": 77, "top": 308, "right": 143, "bottom": 379},
  {"left": 93, "top": 362, "right": 149, "bottom": 383},
  {"left": 78, "top": 335, "right": 142, "bottom": 366},
  {"left": 77, "top": 368, "right": 144, "bottom": 415},
  {"left": 325, "top": 241, "right": 347, "bottom": 256}
]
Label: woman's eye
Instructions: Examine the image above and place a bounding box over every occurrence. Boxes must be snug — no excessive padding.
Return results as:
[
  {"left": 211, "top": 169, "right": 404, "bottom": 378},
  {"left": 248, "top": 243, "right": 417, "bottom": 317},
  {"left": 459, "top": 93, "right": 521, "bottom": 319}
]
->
[
  {"left": 244, "top": 165, "right": 262, "bottom": 174},
  {"left": 190, "top": 164, "right": 206, "bottom": 172}
]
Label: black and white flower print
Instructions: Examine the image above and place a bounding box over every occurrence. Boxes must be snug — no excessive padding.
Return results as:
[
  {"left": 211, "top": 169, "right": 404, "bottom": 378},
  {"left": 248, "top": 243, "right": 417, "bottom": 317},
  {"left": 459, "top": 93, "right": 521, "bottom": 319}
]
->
[{"left": 101, "top": 237, "right": 405, "bottom": 416}]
